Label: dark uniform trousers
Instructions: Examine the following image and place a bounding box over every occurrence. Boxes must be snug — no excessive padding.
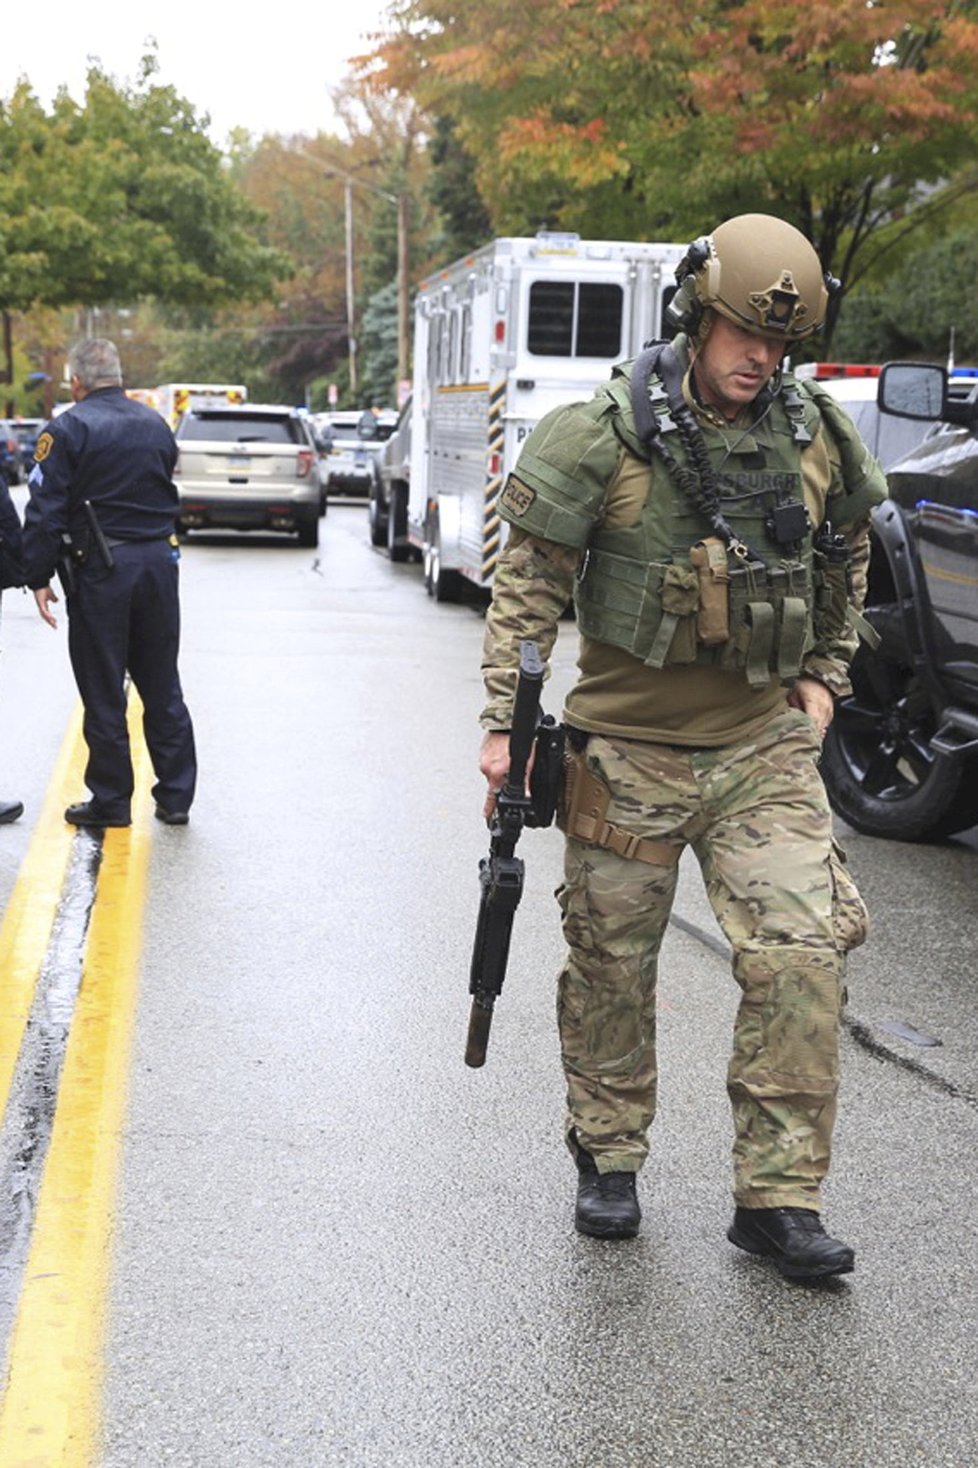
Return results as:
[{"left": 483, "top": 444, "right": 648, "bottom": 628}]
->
[{"left": 67, "top": 539, "right": 196, "bottom": 819}]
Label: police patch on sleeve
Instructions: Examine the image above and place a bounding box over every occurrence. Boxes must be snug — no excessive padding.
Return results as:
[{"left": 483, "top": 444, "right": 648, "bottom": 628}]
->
[
  {"left": 34, "top": 432, "right": 54, "bottom": 463},
  {"left": 500, "top": 475, "right": 536, "bottom": 517}
]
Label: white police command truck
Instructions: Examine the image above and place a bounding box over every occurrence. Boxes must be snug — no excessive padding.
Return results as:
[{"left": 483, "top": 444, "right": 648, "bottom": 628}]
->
[{"left": 404, "top": 232, "right": 685, "bottom": 602}]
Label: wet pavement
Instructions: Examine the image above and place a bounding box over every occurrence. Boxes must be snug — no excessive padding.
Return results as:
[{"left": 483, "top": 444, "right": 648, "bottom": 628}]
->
[{"left": 2, "top": 504, "right": 976, "bottom": 1466}]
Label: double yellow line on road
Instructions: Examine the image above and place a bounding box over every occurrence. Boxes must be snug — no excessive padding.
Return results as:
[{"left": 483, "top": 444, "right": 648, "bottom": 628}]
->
[{"left": 0, "top": 699, "right": 151, "bottom": 1466}]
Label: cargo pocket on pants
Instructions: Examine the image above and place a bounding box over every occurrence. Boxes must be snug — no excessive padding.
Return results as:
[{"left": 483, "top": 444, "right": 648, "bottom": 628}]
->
[{"left": 829, "top": 839, "right": 869, "bottom": 953}]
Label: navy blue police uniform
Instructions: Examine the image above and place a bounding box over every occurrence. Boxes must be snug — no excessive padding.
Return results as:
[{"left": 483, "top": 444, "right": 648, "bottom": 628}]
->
[
  {"left": 0, "top": 474, "right": 26, "bottom": 823},
  {"left": 0, "top": 473, "right": 25, "bottom": 591},
  {"left": 23, "top": 388, "right": 197, "bottom": 823}
]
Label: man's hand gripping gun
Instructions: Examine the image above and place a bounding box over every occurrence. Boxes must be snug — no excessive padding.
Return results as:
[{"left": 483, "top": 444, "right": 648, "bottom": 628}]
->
[{"left": 465, "top": 640, "right": 563, "bottom": 1068}]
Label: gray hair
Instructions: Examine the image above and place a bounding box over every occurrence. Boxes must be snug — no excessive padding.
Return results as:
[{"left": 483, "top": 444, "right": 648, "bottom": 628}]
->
[{"left": 68, "top": 338, "right": 123, "bottom": 390}]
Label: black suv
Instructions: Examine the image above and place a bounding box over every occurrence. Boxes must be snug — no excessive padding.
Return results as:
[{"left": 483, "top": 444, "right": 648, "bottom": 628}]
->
[{"left": 821, "top": 363, "right": 978, "bottom": 841}]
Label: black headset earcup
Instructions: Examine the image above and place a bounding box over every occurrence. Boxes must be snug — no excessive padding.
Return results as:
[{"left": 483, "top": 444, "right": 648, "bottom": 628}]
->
[{"left": 665, "top": 275, "right": 702, "bottom": 334}]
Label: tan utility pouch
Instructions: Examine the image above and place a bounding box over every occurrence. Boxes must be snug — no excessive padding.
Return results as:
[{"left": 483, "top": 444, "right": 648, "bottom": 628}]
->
[
  {"left": 689, "top": 537, "right": 730, "bottom": 645},
  {"left": 558, "top": 744, "right": 682, "bottom": 867}
]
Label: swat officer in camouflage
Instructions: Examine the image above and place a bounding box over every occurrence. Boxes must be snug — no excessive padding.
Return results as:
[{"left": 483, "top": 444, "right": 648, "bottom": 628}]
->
[{"left": 479, "top": 214, "right": 887, "bottom": 1283}]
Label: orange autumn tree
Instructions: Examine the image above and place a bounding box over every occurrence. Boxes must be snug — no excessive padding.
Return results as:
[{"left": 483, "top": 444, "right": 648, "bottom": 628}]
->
[{"left": 371, "top": 0, "right": 978, "bottom": 342}]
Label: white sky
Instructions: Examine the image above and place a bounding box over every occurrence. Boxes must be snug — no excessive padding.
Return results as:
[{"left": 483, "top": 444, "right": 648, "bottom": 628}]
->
[{"left": 0, "top": 1, "right": 394, "bottom": 146}]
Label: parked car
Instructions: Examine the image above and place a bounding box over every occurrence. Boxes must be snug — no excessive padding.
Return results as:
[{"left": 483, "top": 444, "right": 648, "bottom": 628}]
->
[
  {"left": 368, "top": 398, "right": 413, "bottom": 561},
  {"left": 318, "top": 409, "right": 397, "bottom": 497},
  {"left": 305, "top": 419, "right": 332, "bottom": 515},
  {"left": 0, "top": 420, "right": 24, "bottom": 485},
  {"left": 821, "top": 362, "right": 978, "bottom": 841},
  {"left": 10, "top": 417, "right": 45, "bottom": 469},
  {"left": 174, "top": 405, "right": 322, "bottom": 547}
]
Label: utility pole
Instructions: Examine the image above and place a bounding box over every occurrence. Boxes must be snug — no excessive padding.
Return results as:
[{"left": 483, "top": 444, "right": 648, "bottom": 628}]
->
[
  {"left": 324, "top": 165, "right": 409, "bottom": 408},
  {"left": 343, "top": 179, "right": 357, "bottom": 400},
  {"left": 396, "top": 190, "right": 410, "bottom": 404}
]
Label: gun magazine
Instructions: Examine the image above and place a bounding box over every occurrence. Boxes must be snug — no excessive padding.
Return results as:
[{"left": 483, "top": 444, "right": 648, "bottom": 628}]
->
[{"left": 464, "top": 1000, "right": 493, "bottom": 1068}]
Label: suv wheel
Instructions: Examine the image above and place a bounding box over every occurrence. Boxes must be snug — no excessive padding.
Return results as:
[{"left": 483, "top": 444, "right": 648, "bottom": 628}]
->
[
  {"left": 821, "top": 605, "right": 978, "bottom": 841},
  {"left": 387, "top": 482, "right": 410, "bottom": 563},
  {"left": 296, "top": 513, "right": 319, "bottom": 549},
  {"left": 424, "top": 512, "right": 462, "bottom": 603},
  {"left": 368, "top": 475, "right": 388, "bottom": 547}
]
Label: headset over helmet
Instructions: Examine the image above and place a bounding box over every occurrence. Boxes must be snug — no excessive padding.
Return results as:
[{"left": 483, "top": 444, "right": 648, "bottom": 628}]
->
[{"left": 667, "top": 214, "right": 833, "bottom": 343}]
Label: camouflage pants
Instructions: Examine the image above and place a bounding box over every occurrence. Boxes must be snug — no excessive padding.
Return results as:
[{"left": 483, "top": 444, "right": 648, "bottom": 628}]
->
[{"left": 556, "top": 708, "right": 868, "bottom": 1210}]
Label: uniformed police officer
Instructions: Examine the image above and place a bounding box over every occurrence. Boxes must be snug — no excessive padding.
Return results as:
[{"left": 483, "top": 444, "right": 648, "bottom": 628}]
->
[
  {"left": 0, "top": 474, "right": 25, "bottom": 824},
  {"left": 23, "top": 338, "right": 197, "bottom": 828},
  {"left": 479, "top": 215, "right": 887, "bottom": 1282}
]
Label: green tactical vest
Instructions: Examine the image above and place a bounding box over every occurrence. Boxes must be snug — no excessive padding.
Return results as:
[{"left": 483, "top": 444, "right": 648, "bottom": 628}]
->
[{"left": 501, "top": 353, "right": 885, "bottom": 689}]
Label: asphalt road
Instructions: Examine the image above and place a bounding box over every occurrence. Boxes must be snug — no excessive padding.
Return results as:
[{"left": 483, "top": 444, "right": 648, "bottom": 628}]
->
[{"left": 1, "top": 501, "right": 976, "bottom": 1467}]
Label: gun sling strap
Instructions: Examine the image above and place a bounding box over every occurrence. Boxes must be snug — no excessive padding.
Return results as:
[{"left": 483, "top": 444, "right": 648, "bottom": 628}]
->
[{"left": 559, "top": 744, "right": 682, "bottom": 868}]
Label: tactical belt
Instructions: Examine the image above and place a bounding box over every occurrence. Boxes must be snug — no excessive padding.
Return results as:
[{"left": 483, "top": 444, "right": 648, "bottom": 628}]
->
[
  {"left": 104, "top": 534, "right": 172, "bottom": 547},
  {"left": 558, "top": 744, "right": 682, "bottom": 868}
]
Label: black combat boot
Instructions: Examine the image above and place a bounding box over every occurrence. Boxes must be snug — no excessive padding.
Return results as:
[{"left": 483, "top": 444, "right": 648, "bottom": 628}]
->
[
  {"left": 727, "top": 1206, "right": 854, "bottom": 1281},
  {"left": 575, "top": 1150, "right": 641, "bottom": 1239},
  {"left": 64, "top": 801, "right": 131, "bottom": 829}
]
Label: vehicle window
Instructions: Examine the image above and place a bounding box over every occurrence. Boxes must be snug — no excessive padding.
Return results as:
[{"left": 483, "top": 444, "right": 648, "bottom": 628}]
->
[
  {"left": 179, "top": 415, "right": 302, "bottom": 444},
  {"left": 446, "top": 310, "right": 458, "bottom": 384},
  {"left": 660, "top": 284, "right": 679, "bottom": 338},
  {"left": 877, "top": 414, "right": 938, "bottom": 471},
  {"left": 429, "top": 315, "right": 443, "bottom": 385},
  {"left": 831, "top": 396, "right": 937, "bottom": 472},
  {"left": 527, "top": 280, "right": 623, "bottom": 358},
  {"left": 459, "top": 303, "right": 473, "bottom": 381}
]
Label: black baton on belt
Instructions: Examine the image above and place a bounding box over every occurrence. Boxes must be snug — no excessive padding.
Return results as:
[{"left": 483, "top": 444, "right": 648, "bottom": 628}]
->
[{"left": 83, "top": 500, "right": 115, "bottom": 569}]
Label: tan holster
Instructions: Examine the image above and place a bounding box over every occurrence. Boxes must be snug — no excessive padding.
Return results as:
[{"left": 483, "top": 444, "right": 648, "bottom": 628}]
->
[{"left": 557, "top": 743, "right": 683, "bottom": 867}]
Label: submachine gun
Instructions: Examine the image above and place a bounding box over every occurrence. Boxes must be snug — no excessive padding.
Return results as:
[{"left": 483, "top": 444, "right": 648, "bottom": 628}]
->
[{"left": 465, "top": 640, "right": 563, "bottom": 1069}]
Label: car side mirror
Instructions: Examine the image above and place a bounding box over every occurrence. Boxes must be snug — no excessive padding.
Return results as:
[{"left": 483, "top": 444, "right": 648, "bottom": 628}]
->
[{"left": 878, "top": 362, "right": 946, "bottom": 421}]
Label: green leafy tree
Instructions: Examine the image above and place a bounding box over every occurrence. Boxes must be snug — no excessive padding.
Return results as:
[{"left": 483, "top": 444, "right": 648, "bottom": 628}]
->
[
  {"left": 832, "top": 223, "right": 978, "bottom": 363},
  {"left": 375, "top": 0, "right": 978, "bottom": 343},
  {"left": 358, "top": 280, "right": 399, "bottom": 406},
  {"left": 426, "top": 115, "right": 493, "bottom": 262},
  {"left": 0, "top": 54, "right": 289, "bottom": 314}
]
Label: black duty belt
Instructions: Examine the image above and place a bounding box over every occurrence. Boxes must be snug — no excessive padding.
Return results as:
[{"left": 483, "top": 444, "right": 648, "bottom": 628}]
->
[{"left": 104, "top": 534, "right": 171, "bottom": 548}]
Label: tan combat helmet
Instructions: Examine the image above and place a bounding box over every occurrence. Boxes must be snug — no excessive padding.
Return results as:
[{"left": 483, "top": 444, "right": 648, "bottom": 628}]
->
[{"left": 668, "top": 214, "right": 832, "bottom": 342}]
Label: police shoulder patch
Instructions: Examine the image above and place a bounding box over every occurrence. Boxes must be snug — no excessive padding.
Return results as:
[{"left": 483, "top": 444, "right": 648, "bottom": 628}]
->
[
  {"left": 500, "top": 475, "right": 536, "bottom": 517},
  {"left": 34, "top": 432, "right": 54, "bottom": 463}
]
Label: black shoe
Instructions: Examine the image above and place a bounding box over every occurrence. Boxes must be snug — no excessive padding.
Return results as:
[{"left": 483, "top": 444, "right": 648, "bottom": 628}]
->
[
  {"left": 575, "top": 1151, "right": 641, "bottom": 1239},
  {"left": 0, "top": 800, "right": 24, "bottom": 825},
  {"left": 154, "top": 805, "right": 189, "bottom": 826},
  {"left": 64, "top": 801, "right": 131, "bottom": 829},
  {"left": 727, "top": 1206, "right": 854, "bottom": 1281}
]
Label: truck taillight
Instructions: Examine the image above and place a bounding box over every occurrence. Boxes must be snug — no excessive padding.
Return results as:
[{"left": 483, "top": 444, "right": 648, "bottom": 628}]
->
[
  {"left": 489, "top": 452, "right": 502, "bottom": 476},
  {"left": 297, "top": 449, "right": 313, "bottom": 479}
]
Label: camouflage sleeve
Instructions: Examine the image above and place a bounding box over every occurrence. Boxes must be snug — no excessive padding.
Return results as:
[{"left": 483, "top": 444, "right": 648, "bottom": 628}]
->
[
  {"left": 480, "top": 528, "right": 581, "bottom": 729},
  {"left": 800, "top": 421, "right": 876, "bottom": 696}
]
